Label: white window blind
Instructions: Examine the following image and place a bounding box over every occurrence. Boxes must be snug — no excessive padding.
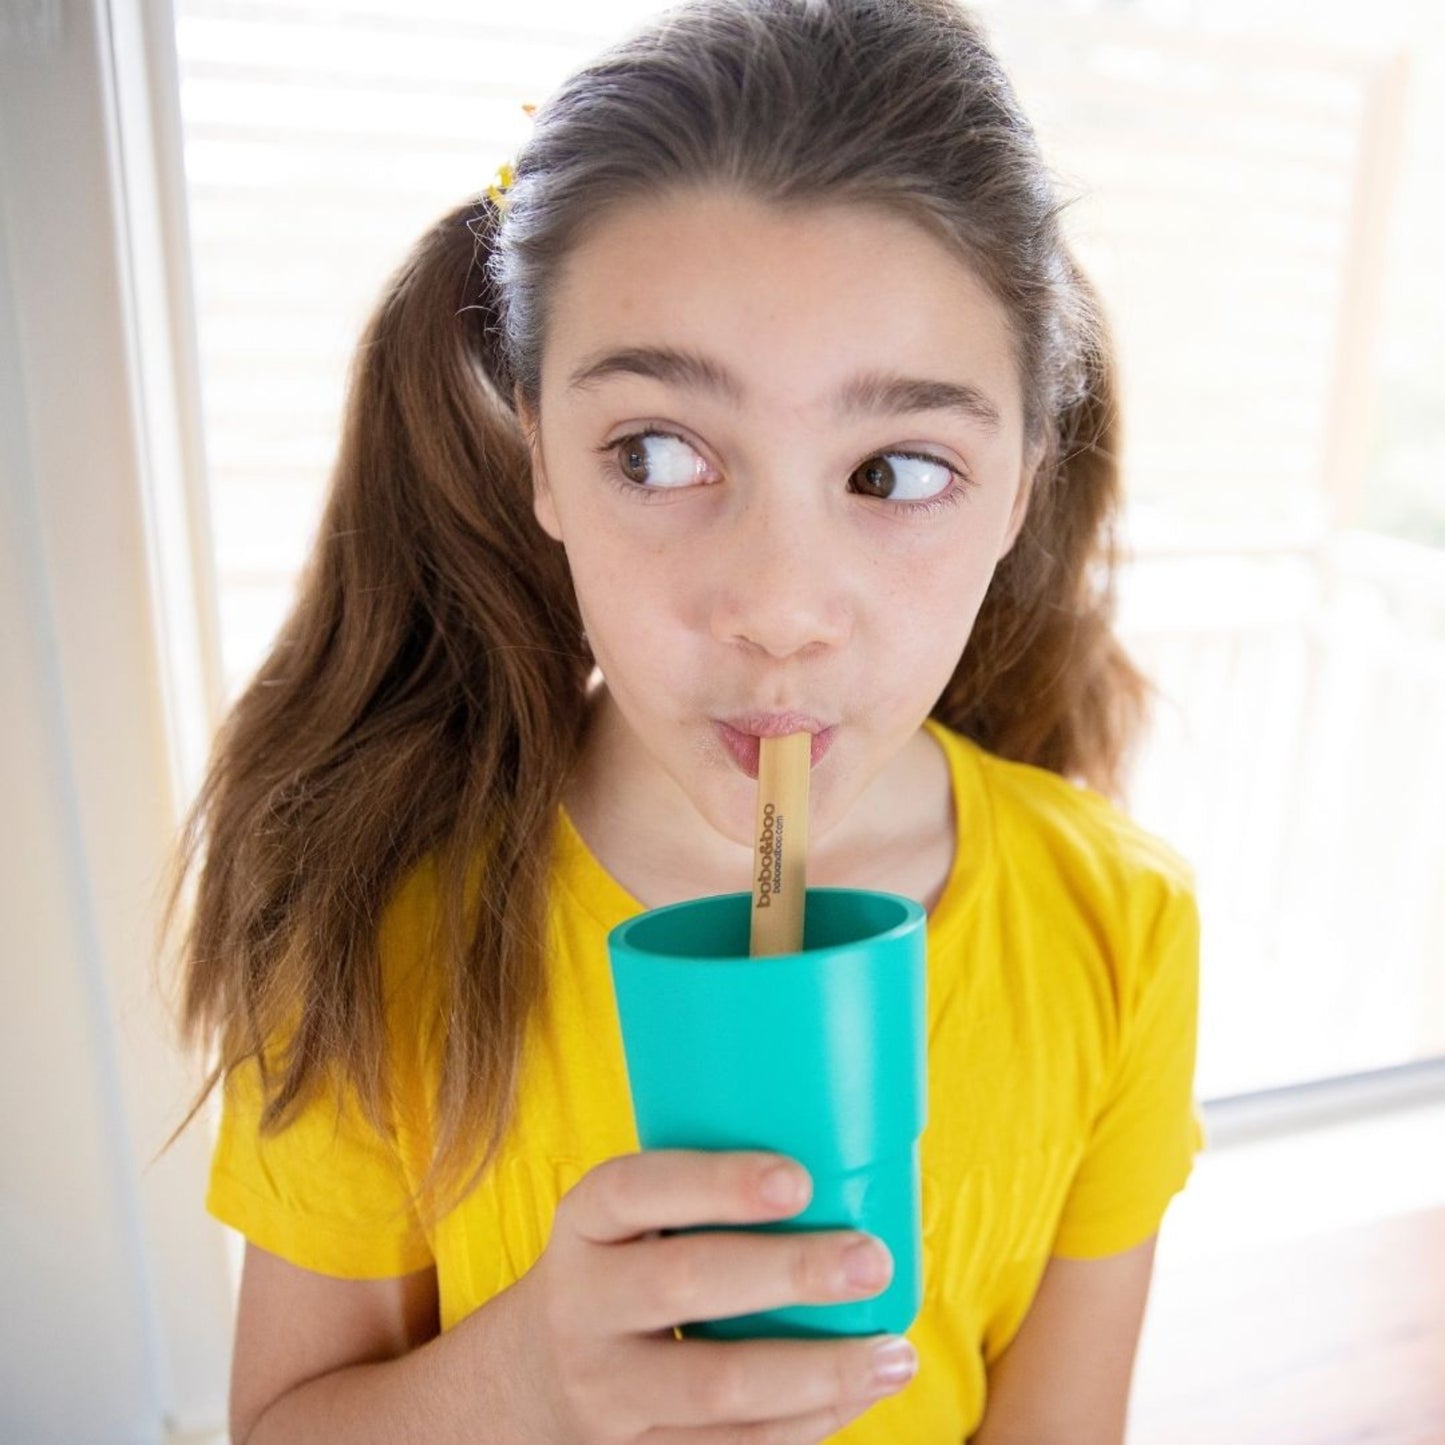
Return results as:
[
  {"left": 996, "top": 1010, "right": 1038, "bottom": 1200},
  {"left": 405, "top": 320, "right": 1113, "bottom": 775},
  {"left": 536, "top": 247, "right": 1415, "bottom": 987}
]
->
[{"left": 997, "top": 17, "right": 1390, "bottom": 536}]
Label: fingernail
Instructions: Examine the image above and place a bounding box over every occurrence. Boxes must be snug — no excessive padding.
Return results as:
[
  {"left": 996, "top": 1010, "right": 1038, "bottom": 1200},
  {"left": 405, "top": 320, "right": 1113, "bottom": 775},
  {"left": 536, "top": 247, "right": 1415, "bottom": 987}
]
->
[
  {"left": 760, "top": 1164, "right": 808, "bottom": 1209},
  {"left": 843, "top": 1238, "right": 892, "bottom": 1290},
  {"left": 871, "top": 1337, "right": 918, "bottom": 1385}
]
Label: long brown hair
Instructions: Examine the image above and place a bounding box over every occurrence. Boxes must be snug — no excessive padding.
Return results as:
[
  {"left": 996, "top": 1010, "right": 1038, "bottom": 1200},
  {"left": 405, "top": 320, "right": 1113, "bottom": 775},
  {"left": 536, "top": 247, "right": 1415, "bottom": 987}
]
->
[{"left": 159, "top": 0, "right": 1153, "bottom": 1227}]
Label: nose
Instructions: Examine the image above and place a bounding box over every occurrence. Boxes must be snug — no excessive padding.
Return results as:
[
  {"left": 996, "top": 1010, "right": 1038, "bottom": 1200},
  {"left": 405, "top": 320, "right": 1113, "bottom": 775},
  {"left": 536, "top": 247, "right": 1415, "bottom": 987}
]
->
[{"left": 708, "top": 481, "right": 852, "bottom": 659}]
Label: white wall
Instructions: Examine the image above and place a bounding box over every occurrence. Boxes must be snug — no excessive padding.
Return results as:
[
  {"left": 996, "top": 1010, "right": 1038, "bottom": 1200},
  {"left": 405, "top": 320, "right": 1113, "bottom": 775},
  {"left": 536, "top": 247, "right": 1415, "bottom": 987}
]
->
[{"left": 0, "top": 0, "right": 232, "bottom": 1439}]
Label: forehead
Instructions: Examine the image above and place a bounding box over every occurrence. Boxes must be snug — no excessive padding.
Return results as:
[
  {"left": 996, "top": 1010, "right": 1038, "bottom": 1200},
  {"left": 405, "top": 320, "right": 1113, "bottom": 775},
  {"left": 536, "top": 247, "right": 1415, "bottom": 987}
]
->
[{"left": 541, "top": 187, "right": 1021, "bottom": 421}]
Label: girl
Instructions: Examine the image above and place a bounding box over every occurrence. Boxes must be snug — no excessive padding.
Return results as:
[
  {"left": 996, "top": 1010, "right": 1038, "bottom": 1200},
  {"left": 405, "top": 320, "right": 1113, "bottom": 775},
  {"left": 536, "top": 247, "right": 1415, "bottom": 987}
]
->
[{"left": 161, "top": 1, "right": 1206, "bottom": 1441}]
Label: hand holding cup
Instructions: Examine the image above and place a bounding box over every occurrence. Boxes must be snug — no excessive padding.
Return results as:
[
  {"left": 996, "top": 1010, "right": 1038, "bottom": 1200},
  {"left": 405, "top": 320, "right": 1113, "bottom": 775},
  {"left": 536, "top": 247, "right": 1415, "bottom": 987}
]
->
[{"left": 501, "top": 1147, "right": 919, "bottom": 1443}]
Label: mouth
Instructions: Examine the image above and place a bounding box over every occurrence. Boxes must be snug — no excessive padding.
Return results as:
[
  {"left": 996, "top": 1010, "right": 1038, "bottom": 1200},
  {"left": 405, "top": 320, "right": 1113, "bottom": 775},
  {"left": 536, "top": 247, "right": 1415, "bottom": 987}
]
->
[{"left": 713, "top": 717, "right": 838, "bottom": 780}]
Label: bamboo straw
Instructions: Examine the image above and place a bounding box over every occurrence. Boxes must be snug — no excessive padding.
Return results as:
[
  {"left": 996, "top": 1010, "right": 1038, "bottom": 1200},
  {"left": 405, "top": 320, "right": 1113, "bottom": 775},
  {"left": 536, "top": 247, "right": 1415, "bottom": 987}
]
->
[{"left": 750, "top": 732, "right": 811, "bottom": 956}]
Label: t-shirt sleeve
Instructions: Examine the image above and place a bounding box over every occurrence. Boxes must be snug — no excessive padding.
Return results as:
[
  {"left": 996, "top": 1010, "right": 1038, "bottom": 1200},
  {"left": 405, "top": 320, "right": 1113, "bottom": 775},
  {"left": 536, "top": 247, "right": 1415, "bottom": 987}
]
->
[
  {"left": 206, "top": 1047, "right": 435, "bottom": 1279},
  {"left": 1050, "top": 880, "right": 1207, "bottom": 1259}
]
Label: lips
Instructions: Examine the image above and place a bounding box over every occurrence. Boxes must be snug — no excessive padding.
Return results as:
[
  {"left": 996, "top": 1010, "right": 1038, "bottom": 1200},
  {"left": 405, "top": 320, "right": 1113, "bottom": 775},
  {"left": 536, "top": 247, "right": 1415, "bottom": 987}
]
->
[
  {"left": 718, "top": 711, "right": 831, "bottom": 738},
  {"left": 713, "top": 718, "right": 837, "bottom": 779}
]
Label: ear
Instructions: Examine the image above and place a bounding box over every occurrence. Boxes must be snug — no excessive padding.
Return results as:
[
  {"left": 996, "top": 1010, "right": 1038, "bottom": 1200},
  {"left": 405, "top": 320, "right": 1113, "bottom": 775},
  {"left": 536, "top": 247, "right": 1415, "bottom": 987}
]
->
[
  {"left": 514, "top": 386, "right": 562, "bottom": 543},
  {"left": 998, "top": 440, "right": 1043, "bottom": 561}
]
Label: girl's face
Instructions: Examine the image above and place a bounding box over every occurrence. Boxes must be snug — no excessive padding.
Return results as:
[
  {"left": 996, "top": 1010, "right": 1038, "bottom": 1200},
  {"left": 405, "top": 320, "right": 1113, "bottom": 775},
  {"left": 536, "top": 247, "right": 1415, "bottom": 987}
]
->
[{"left": 519, "top": 186, "right": 1040, "bottom": 856}]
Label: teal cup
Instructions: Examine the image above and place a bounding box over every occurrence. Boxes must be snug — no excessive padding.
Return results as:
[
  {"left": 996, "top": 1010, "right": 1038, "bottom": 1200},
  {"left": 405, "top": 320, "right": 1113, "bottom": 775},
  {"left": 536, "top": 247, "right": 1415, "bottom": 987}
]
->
[{"left": 606, "top": 887, "right": 927, "bottom": 1341}]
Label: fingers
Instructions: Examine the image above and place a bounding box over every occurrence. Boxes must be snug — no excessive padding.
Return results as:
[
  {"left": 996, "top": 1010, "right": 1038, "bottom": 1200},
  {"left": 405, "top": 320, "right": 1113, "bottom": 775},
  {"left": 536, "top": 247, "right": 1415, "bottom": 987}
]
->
[
  {"left": 596, "top": 1223, "right": 895, "bottom": 1336},
  {"left": 545, "top": 1147, "right": 918, "bottom": 1440},
  {"left": 562, "top": 1148, "right": 813, "bottom": 1246},
  {"left": 624, "top": 1331, "right": 918, "bottom": 1436}
]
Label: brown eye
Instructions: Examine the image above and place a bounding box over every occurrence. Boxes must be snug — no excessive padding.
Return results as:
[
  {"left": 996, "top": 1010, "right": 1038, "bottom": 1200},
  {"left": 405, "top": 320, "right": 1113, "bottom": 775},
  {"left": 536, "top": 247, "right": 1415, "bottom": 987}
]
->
[
  {"left": 854, "top": 456, "right": 897, "bottom": 500},
  {"left": 609, "top": 431, "right": 708, "bottom": 490},
  {"left": 851, "top": 451, "right": 956, "bottom": 505},
  {"left": 617, "top": 438, "right": 648, "bottom": 483}
]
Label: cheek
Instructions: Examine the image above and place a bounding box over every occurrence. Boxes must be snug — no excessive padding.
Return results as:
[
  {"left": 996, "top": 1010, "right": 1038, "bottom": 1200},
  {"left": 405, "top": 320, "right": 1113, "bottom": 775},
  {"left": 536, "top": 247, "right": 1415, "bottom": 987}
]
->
[
  {"left": 563, "top": 526, "right": 683, "bottom": 649},
  {"left": 890, "top": 580, "right": 978, "bottom": 666},
  {"left": 881, "top": 534, "right": 999, "bottom": 663}
]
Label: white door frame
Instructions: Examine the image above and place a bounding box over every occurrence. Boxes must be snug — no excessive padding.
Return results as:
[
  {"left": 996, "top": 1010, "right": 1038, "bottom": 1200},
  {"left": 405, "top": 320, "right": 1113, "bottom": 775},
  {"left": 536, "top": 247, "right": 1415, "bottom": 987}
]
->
[{"left": 1, "top": 0, "right": 232, "bottom": 1437}]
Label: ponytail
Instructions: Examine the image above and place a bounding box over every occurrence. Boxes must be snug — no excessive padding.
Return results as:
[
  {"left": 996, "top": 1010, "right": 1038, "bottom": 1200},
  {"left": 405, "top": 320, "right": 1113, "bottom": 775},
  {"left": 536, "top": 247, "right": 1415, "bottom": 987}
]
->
[{"left": 158, "top": 195, "right": 593, "bottom": 1223}]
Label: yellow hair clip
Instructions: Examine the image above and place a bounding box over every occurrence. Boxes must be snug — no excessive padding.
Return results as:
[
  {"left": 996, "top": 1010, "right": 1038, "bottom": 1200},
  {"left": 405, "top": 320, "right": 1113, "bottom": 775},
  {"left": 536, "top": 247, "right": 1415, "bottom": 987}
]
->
[
  {"left": 486, "top": 161, "right": 516, "bottom": 212},
  {"left": 486, "top": 103, "right": 538, "bottom": 214}
]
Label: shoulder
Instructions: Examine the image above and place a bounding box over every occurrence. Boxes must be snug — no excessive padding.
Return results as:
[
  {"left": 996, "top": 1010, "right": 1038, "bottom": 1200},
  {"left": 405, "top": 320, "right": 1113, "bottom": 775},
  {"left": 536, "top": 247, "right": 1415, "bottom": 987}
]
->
[
  {"left": 930, "top": 717, "right": 1196, "bottom": 940},
  {"left": 372, "top": 838, "right": 514, "bottom": 1047},
  {"left": 371, "top": 852, "right": 455, "bottom": 1066},
  {"left": 377, "top": 852, "right": 446, "bottom": 980},
  {"left": 993, "top": 747, "right": 1191, "bottom": 891}
]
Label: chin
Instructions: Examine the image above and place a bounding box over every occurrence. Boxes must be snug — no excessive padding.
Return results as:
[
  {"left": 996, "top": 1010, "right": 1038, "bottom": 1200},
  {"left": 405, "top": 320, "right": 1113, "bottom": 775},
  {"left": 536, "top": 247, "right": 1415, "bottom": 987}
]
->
[{"left": 710, "top": 777, "right": 769, "bottom": 855}]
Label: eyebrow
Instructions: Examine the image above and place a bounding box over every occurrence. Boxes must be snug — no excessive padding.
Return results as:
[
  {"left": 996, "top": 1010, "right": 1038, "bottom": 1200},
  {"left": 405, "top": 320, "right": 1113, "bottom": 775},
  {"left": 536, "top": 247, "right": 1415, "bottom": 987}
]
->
[{"left": 564, "top": 344, "right": 1003, "bottom": 433}]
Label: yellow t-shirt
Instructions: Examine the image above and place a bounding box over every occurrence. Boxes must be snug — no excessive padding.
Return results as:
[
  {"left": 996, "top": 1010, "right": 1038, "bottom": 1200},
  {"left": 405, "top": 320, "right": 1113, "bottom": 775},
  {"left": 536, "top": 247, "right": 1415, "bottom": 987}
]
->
[{"left": 206, "top": 716, "right": 1206, "bottom": 1441}]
